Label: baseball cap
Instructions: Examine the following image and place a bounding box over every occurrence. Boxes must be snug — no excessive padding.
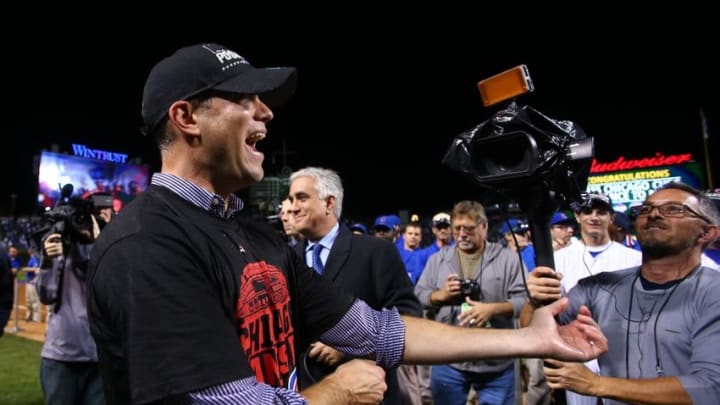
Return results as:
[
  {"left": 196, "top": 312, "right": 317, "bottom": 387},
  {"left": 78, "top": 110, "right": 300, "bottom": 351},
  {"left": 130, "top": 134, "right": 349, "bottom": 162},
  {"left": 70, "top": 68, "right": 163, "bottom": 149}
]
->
[
  {"left": 550, "top": 211, "right": 573, "bottom": 226},
  {"left": 141, "top": 43, "right": 298, "bottom": 135},
  {"left": 613, "top": 212, "right": 632, "bottom": 231},
  {"left": 432, "top": 212, "right": 451, "bottom": 227},
  {"left": 572, "top": 192, "right": 613, "bottom": 213},
  {"left": 349, "top": 223, "right": 368, "bottom": 234},
  {"left": 374, "top": 215, "right": 401, "bottom": 230},
  {"left": 499, "top": 219, "right": 529, "bottom": 234}
]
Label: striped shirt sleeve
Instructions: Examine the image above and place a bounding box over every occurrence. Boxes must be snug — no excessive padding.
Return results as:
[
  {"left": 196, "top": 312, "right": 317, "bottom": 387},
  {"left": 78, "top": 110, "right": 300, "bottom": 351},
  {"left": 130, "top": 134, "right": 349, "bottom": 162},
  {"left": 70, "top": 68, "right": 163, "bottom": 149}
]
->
[{"left": 189, "top": 377, "right": 306, "bottom": 404}]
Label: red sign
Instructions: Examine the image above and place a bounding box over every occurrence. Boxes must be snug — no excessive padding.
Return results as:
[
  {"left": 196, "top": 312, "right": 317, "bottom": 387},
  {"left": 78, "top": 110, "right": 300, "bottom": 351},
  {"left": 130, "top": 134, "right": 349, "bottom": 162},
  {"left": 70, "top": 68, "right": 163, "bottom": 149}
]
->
[{"left": 590, "top": 153, "right": 693, "bottom": 174}]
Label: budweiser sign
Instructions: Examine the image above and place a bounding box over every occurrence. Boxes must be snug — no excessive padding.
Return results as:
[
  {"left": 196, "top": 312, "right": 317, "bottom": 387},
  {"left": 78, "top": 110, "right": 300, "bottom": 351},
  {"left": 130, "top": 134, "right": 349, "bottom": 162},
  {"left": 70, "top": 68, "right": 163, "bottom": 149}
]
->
[{"left": 590, "top": 153, "right": 693, "bottom": 174}]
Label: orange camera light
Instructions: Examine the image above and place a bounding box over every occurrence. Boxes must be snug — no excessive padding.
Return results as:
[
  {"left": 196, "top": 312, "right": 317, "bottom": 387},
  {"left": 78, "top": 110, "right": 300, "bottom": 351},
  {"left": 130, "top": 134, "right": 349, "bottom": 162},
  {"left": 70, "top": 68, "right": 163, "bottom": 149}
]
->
[{"left": 477, "top": 65, "right": 534, "bottom": 107}]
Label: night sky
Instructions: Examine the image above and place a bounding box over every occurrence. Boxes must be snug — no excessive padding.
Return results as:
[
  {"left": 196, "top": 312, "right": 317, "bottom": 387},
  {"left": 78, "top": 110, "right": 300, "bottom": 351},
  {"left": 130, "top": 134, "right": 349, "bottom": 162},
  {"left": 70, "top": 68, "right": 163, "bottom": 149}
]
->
[{"left": 6, "top": 15, "right": 718, "bottom": 220}]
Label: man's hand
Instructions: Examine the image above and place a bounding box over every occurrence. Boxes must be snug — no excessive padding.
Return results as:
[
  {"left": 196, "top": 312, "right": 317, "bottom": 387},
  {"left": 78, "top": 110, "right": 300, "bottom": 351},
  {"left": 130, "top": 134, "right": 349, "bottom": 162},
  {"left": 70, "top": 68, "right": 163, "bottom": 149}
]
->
[
  {"left": 530, "top": 298, "right": 608, "bottom": 362},
  {"left": 431, "top": 273, "right": 463, "bottom": 305},
  {"left": 457, "top": 297, "right": 494, "bottom": 327},
  {"left": 544, "top": 359, "right": 598, "bottom": 396},
  {"left": 304, "top": 359, "right": 386, "bottom": 404},
  {"left": 43, "top": 233, "right": 63, "bottom": 258},
  {"left": 527, "top": 266, "right": 563, "bottom": 303},
  {"left": 309, "top": 341, "right": 345, "bottom": 366}
]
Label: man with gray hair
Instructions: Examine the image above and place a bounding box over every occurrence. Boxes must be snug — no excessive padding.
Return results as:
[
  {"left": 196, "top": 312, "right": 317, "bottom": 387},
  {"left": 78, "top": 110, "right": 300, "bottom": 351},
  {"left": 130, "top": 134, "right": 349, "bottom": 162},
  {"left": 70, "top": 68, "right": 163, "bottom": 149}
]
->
[{"left": 288, "top": 166, "right": 423, "bottom": 404}]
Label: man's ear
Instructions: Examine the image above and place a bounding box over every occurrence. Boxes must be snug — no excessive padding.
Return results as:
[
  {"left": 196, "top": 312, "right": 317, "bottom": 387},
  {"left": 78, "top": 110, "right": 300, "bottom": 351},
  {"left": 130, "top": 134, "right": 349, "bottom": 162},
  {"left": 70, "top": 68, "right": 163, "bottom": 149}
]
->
[
  {"left": 325, "top": 196, "right": 336, "bottom": 214},
  {"left": 699, "top": 226, "right": 719, "bottom": 243},
  {"left": 167, "top": 100, "right": 201, "bottom": 135}
]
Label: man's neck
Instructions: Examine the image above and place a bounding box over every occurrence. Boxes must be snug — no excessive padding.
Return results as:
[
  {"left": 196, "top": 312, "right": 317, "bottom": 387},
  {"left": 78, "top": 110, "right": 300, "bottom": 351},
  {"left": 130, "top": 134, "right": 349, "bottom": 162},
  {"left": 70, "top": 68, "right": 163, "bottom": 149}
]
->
[
  {"left": 641, "top": 250, "right": 701, "bottom": 283},
  {"left": 456, "top": 243, "right": 484, "bottom": 258},
  {"left": 581, "top": 232, "right": 611, "bottom": 247},
  {"left": 306, "top": 220, "right": 338, "bottom": 243},
  {"left": 404, "top": 243, "right": 419, "bottom": 251}
]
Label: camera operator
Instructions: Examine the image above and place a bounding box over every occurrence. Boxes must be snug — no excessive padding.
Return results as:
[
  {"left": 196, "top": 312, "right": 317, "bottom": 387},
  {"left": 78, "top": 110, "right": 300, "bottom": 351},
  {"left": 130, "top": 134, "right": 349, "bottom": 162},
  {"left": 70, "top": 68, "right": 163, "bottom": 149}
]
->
[
  {"left": 415, "top": 200, "right": 527, "bottom": 405},
  {"left": 39, "top": 193, "right": 113, "bottom": 405}
]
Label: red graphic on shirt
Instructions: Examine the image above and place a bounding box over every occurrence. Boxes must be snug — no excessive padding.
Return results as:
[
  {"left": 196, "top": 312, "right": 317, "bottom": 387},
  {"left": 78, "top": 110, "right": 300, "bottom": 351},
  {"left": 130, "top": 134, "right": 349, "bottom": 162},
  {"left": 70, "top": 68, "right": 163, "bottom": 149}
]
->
[{"left": 237, "top": 261, "right": 295, "bottom": 387}]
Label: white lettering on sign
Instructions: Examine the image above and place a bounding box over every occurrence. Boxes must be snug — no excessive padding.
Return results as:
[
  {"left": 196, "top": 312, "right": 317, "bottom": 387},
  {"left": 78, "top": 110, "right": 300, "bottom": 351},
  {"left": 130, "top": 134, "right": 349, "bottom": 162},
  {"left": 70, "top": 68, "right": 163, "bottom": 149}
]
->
[
  {"left": 587, "top": 171, "right": 681, "bottom": 206},
  {"left": 71, "top": 144, "right": 128, "bottom": 163}
]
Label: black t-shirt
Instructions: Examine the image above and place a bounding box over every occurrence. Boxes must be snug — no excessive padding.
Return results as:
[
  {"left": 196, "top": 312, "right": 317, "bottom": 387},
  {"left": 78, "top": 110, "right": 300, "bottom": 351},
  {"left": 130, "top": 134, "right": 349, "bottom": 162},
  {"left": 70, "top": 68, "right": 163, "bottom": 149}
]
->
[{"left": 87, "top": 186, "right": 354, "bottom": 404}]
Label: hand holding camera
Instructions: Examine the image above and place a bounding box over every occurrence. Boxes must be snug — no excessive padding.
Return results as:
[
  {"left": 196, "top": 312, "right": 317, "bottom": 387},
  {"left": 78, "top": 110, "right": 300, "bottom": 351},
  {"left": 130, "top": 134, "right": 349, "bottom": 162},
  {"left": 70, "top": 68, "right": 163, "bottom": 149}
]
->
[
  {"left": 433, "top": 273, "right": 463, "bottom": 304},
  {"left": 434, "top": 274, "right": 483, "bottom": 306},
  {"left": 43, "top": 233, "right": 64, "bottom": 258}
]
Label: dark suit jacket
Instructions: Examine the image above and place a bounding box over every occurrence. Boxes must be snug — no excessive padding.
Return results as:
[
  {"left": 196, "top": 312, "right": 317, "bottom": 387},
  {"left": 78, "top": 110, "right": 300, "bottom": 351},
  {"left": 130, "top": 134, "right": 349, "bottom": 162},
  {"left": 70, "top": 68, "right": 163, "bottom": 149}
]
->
[{"left": 295, "top": 224, "right": 422, "bottom": 402}]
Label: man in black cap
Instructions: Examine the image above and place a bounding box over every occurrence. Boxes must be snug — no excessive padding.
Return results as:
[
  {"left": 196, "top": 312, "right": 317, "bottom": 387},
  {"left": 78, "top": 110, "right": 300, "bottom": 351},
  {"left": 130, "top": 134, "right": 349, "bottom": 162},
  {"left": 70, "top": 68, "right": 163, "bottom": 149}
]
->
[{"left": 87, "top": 43, "right": 608, "bottom": 405}]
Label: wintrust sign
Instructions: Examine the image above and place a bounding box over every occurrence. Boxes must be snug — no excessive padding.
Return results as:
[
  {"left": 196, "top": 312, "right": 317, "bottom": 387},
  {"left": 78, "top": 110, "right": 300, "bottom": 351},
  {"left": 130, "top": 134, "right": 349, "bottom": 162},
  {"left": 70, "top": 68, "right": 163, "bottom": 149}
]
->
[{"left": 71, "top": 144, "right": 128, "bottom": 163}]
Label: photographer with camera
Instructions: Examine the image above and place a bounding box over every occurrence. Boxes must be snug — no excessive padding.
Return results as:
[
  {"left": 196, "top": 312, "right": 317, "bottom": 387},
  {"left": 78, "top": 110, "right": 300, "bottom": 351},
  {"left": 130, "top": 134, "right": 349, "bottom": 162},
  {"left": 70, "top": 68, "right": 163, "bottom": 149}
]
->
[
  {"left": 38, "top": 193, "right": 113, "bottom": 405},
  {"left": 415, "top": 200, "right": 527, "bottom": 405}
]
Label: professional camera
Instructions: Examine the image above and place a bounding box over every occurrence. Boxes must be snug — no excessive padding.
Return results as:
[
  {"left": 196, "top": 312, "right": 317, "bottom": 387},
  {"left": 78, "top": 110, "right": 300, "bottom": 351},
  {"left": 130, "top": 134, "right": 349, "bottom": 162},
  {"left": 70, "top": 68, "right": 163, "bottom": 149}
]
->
[
  {"left": 34, "top": 184, "right": 113, "bottom": 249},
  {"left": 458, "top": 278, "right": 481, "bottom": 301},
  {"left": 443, "top": 66, "right": 594, "bottom": 271}
]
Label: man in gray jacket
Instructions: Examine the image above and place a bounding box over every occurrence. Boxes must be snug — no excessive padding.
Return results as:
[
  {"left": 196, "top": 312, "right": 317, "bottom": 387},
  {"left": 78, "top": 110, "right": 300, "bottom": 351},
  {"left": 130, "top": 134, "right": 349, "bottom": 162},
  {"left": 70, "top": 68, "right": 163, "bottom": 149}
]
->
[
  {"left": 38, "top": 196, "right": 113, "bottom": 405},
  {"left": 415, "top": 200, "right": 527, "bottom": 405}
]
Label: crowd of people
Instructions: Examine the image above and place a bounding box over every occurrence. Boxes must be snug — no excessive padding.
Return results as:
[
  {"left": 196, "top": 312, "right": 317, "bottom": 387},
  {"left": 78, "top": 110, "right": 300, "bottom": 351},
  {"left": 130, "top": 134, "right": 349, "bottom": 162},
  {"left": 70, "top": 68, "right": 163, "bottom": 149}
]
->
[{"left": 2, "top": 42, "right": 719, "bottom": 405}]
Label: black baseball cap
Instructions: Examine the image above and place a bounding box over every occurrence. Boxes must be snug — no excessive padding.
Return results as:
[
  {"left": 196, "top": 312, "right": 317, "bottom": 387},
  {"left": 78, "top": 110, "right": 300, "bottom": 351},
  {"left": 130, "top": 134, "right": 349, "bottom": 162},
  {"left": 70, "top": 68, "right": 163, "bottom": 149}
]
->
[
  {"left": 141, "top": 43, "right": 298, "bottom": 135},
  {"left": 572, "top": 192, "right": 613, "bottom": 213}
]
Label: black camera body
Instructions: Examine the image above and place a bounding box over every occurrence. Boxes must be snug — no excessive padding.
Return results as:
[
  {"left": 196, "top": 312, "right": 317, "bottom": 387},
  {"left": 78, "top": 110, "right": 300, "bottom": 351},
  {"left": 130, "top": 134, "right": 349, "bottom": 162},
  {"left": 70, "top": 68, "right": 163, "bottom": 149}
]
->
[
  {"left": 43, "top": 198, "right": 97, "bottom": 244},
  {"left": 34, "top": 185, "right": 113, "bottom": 250},
  {"left": 458, "top": 278, "right": 481, "bottom": 301}
]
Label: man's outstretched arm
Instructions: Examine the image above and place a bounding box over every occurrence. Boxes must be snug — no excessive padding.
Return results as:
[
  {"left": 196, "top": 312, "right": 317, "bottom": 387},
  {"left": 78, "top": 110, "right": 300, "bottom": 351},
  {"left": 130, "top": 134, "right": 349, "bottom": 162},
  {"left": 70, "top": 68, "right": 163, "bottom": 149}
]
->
[{"left": 401, "top": 298, "right": 606, "bottom": 364}]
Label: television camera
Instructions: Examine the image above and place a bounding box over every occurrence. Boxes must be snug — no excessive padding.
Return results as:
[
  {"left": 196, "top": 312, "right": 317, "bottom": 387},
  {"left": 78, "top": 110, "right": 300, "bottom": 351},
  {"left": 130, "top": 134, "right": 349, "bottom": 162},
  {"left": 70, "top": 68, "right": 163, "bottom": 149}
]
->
[
  {"left": 34, "top": 184, "right": 114, "bottom": 253},
  {"left": 443, "top": 65, "right": 594, "bottom": 302}
]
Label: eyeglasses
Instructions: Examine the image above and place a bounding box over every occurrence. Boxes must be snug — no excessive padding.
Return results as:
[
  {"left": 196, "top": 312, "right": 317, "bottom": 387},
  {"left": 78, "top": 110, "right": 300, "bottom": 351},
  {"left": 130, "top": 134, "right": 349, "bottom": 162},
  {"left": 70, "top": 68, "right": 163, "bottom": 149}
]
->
[
  {"left": 633, "top": 202, "right": 711, "bottom": 223},
  {"left": 453, "top": 224, "right": 480, "bottom": 233}
]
